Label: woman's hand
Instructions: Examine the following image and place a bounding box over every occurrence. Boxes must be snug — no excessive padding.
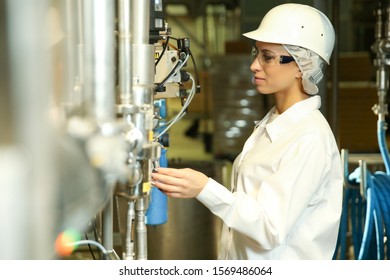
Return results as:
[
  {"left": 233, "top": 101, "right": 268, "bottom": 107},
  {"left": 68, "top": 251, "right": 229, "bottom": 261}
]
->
[{"left": 151, "top": 167, "right": 209, "bottom": 198}]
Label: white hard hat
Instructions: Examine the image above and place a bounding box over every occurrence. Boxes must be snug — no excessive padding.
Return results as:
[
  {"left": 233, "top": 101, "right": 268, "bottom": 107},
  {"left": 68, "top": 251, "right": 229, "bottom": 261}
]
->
[{"left": 243, "top": 3, "right": 335, "bottom": 64}]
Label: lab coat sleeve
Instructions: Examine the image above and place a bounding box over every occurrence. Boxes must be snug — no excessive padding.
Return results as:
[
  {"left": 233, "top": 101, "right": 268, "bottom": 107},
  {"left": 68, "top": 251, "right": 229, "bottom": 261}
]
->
[{"left": 196, "top": 132, "right": 331, "bottom": 249}]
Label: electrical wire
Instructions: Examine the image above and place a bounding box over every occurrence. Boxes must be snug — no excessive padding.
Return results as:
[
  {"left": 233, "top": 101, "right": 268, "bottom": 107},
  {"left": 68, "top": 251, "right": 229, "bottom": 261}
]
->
[
  {"left": 189, "top": 52, "right": 201, "bottom": 93},
  {"left": 155, "top": 74, "right": 196, "bottom": 137},
  {"left": 155, "top": 37, "right": 170, "bottom": 67},
  {"left": 155, "top": 73, "right": 196, "bottom": 139},
  {"left": 378, "top": 120, "right": 390, "bottom": 174},
  {"left": 155, "top": 53, "right": 190, "bottom": 92},
  {"left": 85, "top": 233, "right": 96, "bottom": 260},
  {"left": 69, "top": 240, "right": 109, "bottom": 257}
]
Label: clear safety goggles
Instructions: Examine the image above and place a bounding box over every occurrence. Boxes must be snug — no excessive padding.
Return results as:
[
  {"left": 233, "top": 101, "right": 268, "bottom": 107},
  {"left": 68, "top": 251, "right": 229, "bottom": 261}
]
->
[{"left": 251, "top": 46, "right": 295, "bottom": 66}]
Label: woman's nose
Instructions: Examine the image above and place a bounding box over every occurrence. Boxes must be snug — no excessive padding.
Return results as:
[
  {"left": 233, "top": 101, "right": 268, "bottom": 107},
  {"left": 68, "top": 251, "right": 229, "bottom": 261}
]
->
[{"left": 250, "top": 58, "right": 262, "bottom": 72}]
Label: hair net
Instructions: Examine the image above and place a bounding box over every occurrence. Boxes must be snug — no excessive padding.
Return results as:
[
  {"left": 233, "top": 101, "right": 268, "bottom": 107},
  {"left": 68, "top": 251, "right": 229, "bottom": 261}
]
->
[{"left": 283, "top": 45, "right": 324, "bottom": 95}]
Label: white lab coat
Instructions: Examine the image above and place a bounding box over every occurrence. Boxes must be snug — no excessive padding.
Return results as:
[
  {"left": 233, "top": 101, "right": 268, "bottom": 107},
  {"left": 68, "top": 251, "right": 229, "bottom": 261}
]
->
[{"left": 197, "top": 95, "right": 343, "bottom": 259}]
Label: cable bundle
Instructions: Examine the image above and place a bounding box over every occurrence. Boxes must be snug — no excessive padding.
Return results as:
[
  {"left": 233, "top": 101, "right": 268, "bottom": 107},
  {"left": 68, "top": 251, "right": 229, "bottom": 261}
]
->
[
  {"left": 334, "top": 121, "right": 390, "bottom": 259},
  {"left": 338, "top": 168, "right": 390, "bottom": 259}
]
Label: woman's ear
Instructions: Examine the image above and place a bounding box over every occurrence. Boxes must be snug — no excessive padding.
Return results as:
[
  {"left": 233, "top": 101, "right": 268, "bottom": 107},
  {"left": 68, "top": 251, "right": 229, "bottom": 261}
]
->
[{"left": 295, "top": 69, "right": 303, "bottom": 79}]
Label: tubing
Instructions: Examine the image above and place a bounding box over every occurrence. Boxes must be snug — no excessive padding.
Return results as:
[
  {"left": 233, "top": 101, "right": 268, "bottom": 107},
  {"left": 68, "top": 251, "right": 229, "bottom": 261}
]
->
[
  {"left": 340, "top": 167, "right": 390, "bottom": 259},
  {"left": 378, "top": 120, "right": 390, "bottom": 174},
  {"left": 335, "top": 155, "right": 390, "bottom": 260}
]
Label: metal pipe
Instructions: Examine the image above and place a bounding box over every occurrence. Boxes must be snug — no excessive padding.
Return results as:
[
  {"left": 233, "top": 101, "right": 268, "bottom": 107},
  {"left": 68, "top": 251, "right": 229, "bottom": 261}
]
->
[
  {"left": 359, "top": 160, "right": 367, "bottom": 199},
  {"left": 341, "top": 149, "right": 349, "bottom": 188},
  {"left": 131, "top": 0, "right": 155, "bottom": 197},
  {"left": 62, "top": 0, "right": 85, "bottom": 115},
  {"left": 123, "top": 200, "right": 136, "bottom": 260},
  {"left": 76, "top": 0, "right": 85, "bottom": 109},
  {"left": 63, "top": 0, "right": 76, "bottom": 108},
  {"left": 118, "top": 0, "right": 133, "bottom": 105},
  {"left": 0, "top": 0, "right": 12, "bottom": 144},
  {"left": 93, "top": 0, "right": 116, "bottom": 123},
  {"left": 372, "top": 2, "right": 389, "bottom": 124},
  {"left": 102, "top": 194, "right": 120, "bottom": 260},
  {"left": 131, "top": 0, "right": 155, "bottom": 155},
  {"left": 82, "top": 0, "right": 120, "bottom": 260},
  {"left": 5, "top": 0, "right": 56, "bottom": 259},
  {"left": 135, "top": 197, "right": 148, "bottom": 260},
  {"left": 83, "top": 0, "right": 116, "bottom": 123},
  {"left": 132, "top": 0, "right": 150, "bottom": 45},
  {"left": 102, "top": 195, "right": 114, "bottom": 253}
]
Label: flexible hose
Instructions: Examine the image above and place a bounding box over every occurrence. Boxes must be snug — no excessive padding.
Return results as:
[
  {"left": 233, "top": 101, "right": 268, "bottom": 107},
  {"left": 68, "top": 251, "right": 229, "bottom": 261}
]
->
[
  {"left": 334, "top": 132, "right": 390, "bottom": 260},
  {"left": 334, "top": 118, "right": 390, "bottom": 260},
  {"left": 333, "top": 182, "right": 366, "bottom": 259},
  {"left": 377, "top": 120, "right": 390, "bottom": 174},
  {"left": 335, "top": 168, "right": 389, "bottom": 260}
]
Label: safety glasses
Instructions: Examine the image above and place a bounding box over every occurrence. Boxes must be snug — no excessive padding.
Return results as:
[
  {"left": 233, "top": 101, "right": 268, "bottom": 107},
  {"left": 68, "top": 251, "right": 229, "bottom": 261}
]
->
[{"left": 251, "top": 46, "right": 295, "bottom": 66}]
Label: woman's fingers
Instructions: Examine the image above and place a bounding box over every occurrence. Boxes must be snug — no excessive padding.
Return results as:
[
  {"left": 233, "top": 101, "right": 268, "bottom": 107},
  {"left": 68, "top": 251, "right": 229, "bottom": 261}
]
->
[
  {"left": 151, "top": 167, "right": 208, "bottom": 198},
  {"left": 160, "top": 190, "right": 183, "bottom": 198},
  {"left": 151, "top": 172, "right": 183, "bottom": 187},
  {"left": 153, "top": 167, "right": 185, "bottom": 178},
  {"left": 152, "top": 179, "right": 180, "bottom": 193}
]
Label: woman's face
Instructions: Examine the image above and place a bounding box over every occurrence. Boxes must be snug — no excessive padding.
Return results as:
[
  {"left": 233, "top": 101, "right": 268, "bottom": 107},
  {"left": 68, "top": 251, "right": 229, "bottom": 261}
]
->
[{"left": 250, "top": 42, "right": 301, "bottom": 95}]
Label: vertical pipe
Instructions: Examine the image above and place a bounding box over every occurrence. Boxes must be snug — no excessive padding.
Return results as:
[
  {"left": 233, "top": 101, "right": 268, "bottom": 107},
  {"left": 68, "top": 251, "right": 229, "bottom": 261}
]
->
[
  {"left": 132, "top": 0, "right": 150, "bottom": 45},
  {"left": 0, "top": 1, "right": 12, "bottom": 144},
  {"left": 341, "top": 149, "right": 349, "bottom": 187},
  {"left": 92, "top": 0, "right": 116, "bottom": 123},
  {"left": 62, "top": 0, "right": 84, "bottom": 115},
  {"left": 63, "top": 0, "right": 76, "bottom": 109},
  {"left": 77, "top": 0, "right": 84, "bottom": 89},
  {"left": 118, "top": 0, "right": 133, "bottom": 105},
  {"left": 135, "top": 197, "right": 148, "bottom": 260},
  {"left": 83, "top": 0, "right": 116, "bottom": 123},
  {"left": 82, "top": 0, "right": 93, "bottom": 119},
  {"left": 124, "top": 201, "right": 136, "bottom": 260},
  {"left": 359, "top": 160, "right": 367, "bottom": 199},
  {"left": 102, "top": 188, "right": 120, "bottom": 259},
  {"left": 131, "top": 0, "right": 155, "bottom": 260},
  {"left": 97, "top": 0, "right": 117, "bottom": 258},
  {"left": 377, "top": 3, "right": 390, "bottom": 174},
  {"left": 103, "top": 193, "right": 114, "bottom": 253},
  {"left": 5, "top": 0, "right": 56, "bottom": 259}
]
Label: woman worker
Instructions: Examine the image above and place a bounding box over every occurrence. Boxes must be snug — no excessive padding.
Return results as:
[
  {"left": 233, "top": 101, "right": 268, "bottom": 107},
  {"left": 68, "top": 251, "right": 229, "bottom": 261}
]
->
[{"left": 151, "top": 3, "right": 343, "bottom": 260}]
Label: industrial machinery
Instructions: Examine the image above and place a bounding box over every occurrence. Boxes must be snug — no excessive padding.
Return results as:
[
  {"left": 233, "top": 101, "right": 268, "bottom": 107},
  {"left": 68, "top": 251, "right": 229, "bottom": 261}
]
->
[
  {"left": 0, "top": 0, "right": 199, "bottom": 259},
  {"left": 335, "top": 0, "right": 390, "bottom": 260}
]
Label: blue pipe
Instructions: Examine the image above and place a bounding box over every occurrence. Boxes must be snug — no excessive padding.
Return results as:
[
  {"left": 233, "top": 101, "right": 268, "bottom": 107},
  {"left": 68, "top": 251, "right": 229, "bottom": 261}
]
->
[
  {"left": 334, "top": 110, "right": 390, "bottom": 260},
  {"left": 373, "top": 172, "right": 390, "bottom": 259},
  {"left": 377, "top": 120, "right": 390, "bottom": 174},
  {"left": 335, "top": 158, "right": 390, "bottom": 259},
  {"left": 345, "top": 165, "right": 390, "bottom": 260}
]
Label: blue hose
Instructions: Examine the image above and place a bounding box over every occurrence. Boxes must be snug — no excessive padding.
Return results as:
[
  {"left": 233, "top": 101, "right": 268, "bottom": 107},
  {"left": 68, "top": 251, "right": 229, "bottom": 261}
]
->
[
  {"left": 334, "top": 120, "right": 390, "bottom": 260},
  {"left": 377, "top": 120, "right": 390, "bottom": 175}
]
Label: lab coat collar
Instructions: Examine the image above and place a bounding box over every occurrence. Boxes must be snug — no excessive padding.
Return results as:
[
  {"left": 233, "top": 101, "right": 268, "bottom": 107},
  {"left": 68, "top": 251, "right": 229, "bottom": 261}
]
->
[{"left": 254, "top": 96, "right": 321, "bottom": 142}]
